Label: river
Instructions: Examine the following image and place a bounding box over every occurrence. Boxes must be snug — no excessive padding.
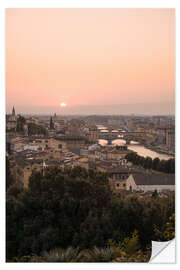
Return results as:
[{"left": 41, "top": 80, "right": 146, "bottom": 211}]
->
[{"left": 97, "top": 125, "right": 173, "bottom": 160}]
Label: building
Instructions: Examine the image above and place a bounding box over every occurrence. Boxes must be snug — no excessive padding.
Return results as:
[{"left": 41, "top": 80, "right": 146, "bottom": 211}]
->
[
  {"left": 54, "top": 119, "right": 66, "bottom": 131},
  {"left": 67, "top": 119, "right": 83, "bottom": 135},
  {"left": 166, "top": 129, "right": 175, "bottom": 151},
  {"left": 10, "top": 156, "right": 43, "bottom": 188},
  {"left": 108, "top": 167, "right": 131, "bottom": 191},
  {"left": 73, "top": 157, "right": 89, "bottom": 169},
  {"left": 26, "top": 117, "right": 39, "bottom": 125},
  {"left": 11, "top": 137, "right": 66, "bottom": 153},
  {"left": 126, "top": 173, "right": 175, "bottom": 193},
  {"left": 106, "top": 146, "right": 130, "bottom": 160},
  {"left": 6, "top": 106, "right": 17, "bottom": 131},
  {"left": 87, "top": 126, "right": 99, "bottom": 142},
  {"left": 50, "top": 116, "right": 55, "bottom": 130},
  {"left": 55, "top": 135, "right": 86, "bottom": 151},
  {"left": 80, "top": 147, "right": 89, "bottom": 157}
]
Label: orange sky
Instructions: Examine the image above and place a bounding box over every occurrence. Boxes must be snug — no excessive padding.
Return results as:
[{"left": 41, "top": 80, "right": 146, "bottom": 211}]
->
[{"left": 6, "top": 9, "right": 174, "bottom": 114}]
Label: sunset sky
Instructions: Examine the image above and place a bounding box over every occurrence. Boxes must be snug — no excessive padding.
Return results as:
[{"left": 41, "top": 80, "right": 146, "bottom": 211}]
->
[{"left": 6, "top": 8, "right": 175, "bottom": 114}]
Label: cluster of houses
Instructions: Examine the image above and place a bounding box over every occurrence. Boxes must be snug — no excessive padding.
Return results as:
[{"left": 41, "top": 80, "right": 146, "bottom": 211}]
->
[
  {"left": 7, "top": 134, "right": 174, "bottom": 193},
  {"left": 108, "top": 169, "right": 174, "bottom": 193},
  {"left": 6, "top": 108, "right": 175, "bottom": 194}
]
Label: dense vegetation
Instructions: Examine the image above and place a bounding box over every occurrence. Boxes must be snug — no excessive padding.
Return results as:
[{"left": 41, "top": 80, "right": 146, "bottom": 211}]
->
[
  {"left": 6, "top": 157, "right": 14, "bottom": 190},
  {"left": 125, "top": 152, "right": 175, "bottom": 173},
  {"left": 6, "top": 165, "right": 175, "bottom": 262},
  {"left": 16, "top": 115, "right": 47, "bottom": 136},
  {"left": 27, "top": 123, "right": 47, "bottom": 136},
  {"left": 16, "top": 115, "right": 26, "bottom": 133}
]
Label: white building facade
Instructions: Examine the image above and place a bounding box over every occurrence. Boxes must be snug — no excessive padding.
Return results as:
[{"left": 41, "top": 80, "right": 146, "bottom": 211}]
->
[{"left": 126, "top": 174, "right": 175, "bottom": 193}]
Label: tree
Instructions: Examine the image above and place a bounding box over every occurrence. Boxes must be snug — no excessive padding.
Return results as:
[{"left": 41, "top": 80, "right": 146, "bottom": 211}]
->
[
  {"left": 125, "top": 152, "right": 175, "bottom": 174},
  {"left": 152, "top": 157, "right": 160, "bottom": 171},
  {"left": 154, "top": 214, "right": 175, "bottom": 241},
  {"left": 16, "top": 115, "right": 26, "bottom": 133},
  {"left": 6, "top": 157, "right": 14, "bottom": 190},
  {"left": 6, "top": 165, "right": 175, "bottom": 261},
  {"left": 152, "top": 190, "right": 158, "bottom": 198},
  {"left": 28, "top": 123, "right": 47, "bottom": 136}
]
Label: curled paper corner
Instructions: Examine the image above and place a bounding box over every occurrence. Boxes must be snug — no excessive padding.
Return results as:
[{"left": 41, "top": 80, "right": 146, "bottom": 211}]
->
[{"left": 149, "top": 239, "right": 175, "bottom": 263}]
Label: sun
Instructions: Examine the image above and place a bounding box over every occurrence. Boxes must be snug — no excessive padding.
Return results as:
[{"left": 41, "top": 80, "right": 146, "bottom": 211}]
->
[{"left": 60, "top": 102, "right": 67, "bottom": 107}]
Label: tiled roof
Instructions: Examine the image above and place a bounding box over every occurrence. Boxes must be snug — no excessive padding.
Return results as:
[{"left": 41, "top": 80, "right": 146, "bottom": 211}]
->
[{"left": 133, "top": 173, "right": 175, "bottom": 185}]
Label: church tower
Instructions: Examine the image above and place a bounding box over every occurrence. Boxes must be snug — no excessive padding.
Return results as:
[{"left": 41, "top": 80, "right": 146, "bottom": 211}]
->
[
  {"left": 12, "top": 106, "right": 15, "bottom": 116},
  {"left": 50, "top": 116, "right": 54, "bottom": 130}
]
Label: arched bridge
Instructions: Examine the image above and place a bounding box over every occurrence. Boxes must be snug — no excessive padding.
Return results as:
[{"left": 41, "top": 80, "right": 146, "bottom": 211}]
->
[{"left": 98, "top": 130, "right": 147, "bottom": 144}]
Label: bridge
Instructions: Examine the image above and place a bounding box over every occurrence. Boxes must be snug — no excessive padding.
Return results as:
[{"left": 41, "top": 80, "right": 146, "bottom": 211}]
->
[{"left": 98, "top": 130, "right": 147, "bottom": 145}]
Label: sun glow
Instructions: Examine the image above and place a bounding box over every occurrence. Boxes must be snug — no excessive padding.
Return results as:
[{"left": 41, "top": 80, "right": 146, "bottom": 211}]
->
[{"left": 60, "top": 102, "right": 67, "bottom": 107}]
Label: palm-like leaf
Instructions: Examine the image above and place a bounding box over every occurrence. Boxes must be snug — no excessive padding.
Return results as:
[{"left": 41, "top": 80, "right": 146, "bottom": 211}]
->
[
  {"left": 82, "top": 246, "right": 117, "bottom": 262},
  {"left": 43, "top": 247, "right": 83, "bottom": 262}
]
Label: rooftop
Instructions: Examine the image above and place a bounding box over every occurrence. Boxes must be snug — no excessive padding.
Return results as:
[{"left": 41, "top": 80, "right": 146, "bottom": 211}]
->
[{"left": 133, "top": 173, "right": 175, "bottom": 185}]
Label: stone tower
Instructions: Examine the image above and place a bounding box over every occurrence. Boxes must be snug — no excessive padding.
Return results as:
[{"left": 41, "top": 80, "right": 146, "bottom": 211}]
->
[
  {"left": 50, "top": 116, "right": 54, "bottom": 130},
  {"left": 12, "top": 106, "right": 15, "bottom": 116}
]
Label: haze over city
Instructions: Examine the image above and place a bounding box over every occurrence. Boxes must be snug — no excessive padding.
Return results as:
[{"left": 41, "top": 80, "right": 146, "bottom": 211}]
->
[{"left": 6, "top": 9, "right": 174, "bottom": 115}]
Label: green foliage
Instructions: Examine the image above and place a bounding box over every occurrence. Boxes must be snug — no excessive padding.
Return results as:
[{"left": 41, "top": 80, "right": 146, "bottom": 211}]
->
[
  {"left": 6, "top": 157, "right": 14, "bottom": 190},
  {"left": 125, "top": 152, "right": 175, "bottom": 173},
  {"left": 154, "top": 213, "right": 175, "bottom": 241},
  {"left": 123, "top": 230, "right": 140, "bottom": 255},
  {"left": 7, "top": 182, "right": 23, "bottom": 198},
  {"left": 108, "top": 231, "right": 151, "bottom": 262},
  {"left": 6, "top": 166, "right": 175, "bottom": 262},
  {"left": 16, "top": 115, "right": 26, "bottom": 133},
  {"left": 43, "top": 247, "right": 83, "bottom": 262},
  {"left": 9, "top": 241, "right": 150, "bottom": 263},
  {"left": 82, "top": 246, "right": 117, "bottom": 262},
  {"left": 28, "top": 123, "right": 47, "bottom": 136},
  {"left": 9, "top": 236, "right": 151, "bottom": 262},
  {"left": 152, "top": 190, "right": 158, "bottom": 198}
]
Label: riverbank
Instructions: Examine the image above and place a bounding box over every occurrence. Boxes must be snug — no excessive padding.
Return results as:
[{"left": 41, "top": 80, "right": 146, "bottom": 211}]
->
[{"left": 144, "top": 145, "right": 175, "bottom": 158}]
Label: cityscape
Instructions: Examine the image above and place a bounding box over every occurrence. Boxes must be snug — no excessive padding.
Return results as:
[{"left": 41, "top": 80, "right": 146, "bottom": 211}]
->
[
  {"left": 6, "top": 109, "right": 175, "bottom": 189},
  {"left": 6, "top": 9, "right": 175, "bottom": 263}
]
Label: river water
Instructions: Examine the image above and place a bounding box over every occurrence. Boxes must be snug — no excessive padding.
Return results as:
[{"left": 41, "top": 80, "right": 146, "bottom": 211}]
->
[{"left": 97, "top": 125, "right": 173, "bottom": 160}]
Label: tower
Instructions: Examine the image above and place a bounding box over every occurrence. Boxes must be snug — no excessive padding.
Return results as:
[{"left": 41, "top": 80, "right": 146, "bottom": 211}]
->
[
  {"left": 12, "top": 106, "right": 15, "bottom": 116},
  {"left": 50, "top": 116, "right": 54, "bottom": 130}
]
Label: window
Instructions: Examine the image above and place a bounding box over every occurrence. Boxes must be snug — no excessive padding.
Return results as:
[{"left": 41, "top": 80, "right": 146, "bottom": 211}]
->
[
  {"left": 116, "top": 183, "right": 120, "bottom": 187},
  {"left": 58, "top": 144, "right": 62, "bottom": 149},
  {"left": 123, "top": 183, "right": 126, "bottom": 187}
]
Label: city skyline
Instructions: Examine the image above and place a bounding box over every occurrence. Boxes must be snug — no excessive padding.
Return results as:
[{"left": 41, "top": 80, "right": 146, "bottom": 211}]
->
[{"left": 6, "top": 9, "right": 174, "bottom": 114}]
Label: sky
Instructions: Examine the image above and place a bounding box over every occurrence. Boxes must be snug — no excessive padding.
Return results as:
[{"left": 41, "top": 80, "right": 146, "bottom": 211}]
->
[{"left": 6, "top": 8, "right": 175, "bottom": 115}]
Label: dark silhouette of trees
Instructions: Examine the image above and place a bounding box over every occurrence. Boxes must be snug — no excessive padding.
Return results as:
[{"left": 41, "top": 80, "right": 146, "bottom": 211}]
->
[
  {"left": 16, "top": 115, "right": 26, "bottom": 133},
  {"left": 6, "top": 166, "right": 175, "bottom": 261},
  {"left": 28, "top": 123, "right": 47, "bottom": 136},
  {"left": 6, "top": 157, "right": 14, "bottom": 190},
  {"left": 125, "top": 152, "right": 175, "bottom": 173}
]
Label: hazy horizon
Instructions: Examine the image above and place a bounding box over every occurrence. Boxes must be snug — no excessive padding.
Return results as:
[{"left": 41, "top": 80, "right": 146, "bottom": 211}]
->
[
  {"left": 6, "top": 9, "right": 174, "bottom": 114},
  {"left": 6, "top": 102, "right": 175, "bottom": 116}
]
